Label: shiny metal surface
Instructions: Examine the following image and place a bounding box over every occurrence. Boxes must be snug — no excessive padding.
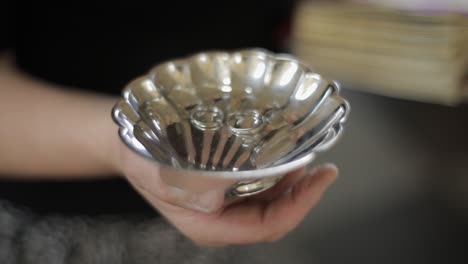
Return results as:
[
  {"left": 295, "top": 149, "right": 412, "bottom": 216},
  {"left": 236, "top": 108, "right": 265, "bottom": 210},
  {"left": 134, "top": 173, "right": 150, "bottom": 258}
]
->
[{"left": 113, "top": 49, "right": 349, "bottom": 211}]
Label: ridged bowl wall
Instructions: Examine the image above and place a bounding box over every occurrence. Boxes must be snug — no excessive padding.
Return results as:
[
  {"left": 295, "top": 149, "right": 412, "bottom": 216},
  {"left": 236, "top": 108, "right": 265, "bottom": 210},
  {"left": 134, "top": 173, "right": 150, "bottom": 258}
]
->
[{"left": 113, "top": 49, "right": 349, "bottom": 205}]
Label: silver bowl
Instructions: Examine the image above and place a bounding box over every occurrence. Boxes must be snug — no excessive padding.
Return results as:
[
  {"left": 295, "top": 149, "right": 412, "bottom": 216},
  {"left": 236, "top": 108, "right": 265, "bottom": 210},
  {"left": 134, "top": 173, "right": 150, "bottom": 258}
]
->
[{"left": 113, "top": 49, "right": 349, "bottom": 211}]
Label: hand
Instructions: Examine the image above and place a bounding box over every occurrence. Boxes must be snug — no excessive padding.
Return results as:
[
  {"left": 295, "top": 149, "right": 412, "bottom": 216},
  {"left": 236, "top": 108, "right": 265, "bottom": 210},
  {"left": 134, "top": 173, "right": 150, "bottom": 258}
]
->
[{"left": 118, "top": 147, "right": 338, "bottom": 246}]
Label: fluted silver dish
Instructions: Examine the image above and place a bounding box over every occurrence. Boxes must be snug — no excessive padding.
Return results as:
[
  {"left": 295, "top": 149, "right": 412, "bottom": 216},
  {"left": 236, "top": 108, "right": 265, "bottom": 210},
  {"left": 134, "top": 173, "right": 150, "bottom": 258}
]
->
[{"left": 113, "top": 49, "right": 349, "bottom": 212}]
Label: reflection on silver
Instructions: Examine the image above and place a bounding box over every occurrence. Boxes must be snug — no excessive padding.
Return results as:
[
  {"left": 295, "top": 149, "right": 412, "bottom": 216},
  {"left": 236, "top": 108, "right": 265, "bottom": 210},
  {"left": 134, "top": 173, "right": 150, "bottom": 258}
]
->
[
  {"left": 112, "top": 49, "right": 349, "bottom": 210},
  {"left": 229, "top": 177, "right": 282, "bottom": 197}
]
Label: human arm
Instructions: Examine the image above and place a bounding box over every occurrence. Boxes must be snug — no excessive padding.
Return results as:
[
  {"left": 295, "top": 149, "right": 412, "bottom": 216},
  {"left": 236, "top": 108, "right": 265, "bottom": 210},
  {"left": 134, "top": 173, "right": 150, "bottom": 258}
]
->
[
  {"left": 0, "top": 53, "right": 339, "bottom": 246},
  {"left": 0, "top": 54, "right": 120, "bottom": 179}
]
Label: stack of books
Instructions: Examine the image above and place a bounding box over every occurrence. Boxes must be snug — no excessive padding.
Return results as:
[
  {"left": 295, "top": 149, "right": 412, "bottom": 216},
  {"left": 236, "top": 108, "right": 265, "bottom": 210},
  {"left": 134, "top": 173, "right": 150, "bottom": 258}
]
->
[{"left": 292, "top": 2, "right": 468, "bottom": 105}]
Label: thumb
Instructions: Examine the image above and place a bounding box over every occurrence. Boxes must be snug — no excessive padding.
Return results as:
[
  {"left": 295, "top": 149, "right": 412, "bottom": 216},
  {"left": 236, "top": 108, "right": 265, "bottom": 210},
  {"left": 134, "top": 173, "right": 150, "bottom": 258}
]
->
[{"left": 259, "top": 163, "right": 338, "bottom": 241}]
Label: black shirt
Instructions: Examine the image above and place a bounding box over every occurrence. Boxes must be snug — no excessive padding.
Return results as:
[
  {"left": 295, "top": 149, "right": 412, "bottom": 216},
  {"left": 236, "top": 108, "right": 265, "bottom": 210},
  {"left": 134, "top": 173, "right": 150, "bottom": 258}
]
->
[{"left": 1, "top": 0, "right": 294, "bottom": 216}]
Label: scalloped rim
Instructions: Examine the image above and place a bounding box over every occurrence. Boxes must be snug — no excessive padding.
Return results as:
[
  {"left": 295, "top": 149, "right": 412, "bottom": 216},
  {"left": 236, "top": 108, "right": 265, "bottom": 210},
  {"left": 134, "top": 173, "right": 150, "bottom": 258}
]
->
[{"left": 112, "top": 48, "right": 349, "bottom": 178}]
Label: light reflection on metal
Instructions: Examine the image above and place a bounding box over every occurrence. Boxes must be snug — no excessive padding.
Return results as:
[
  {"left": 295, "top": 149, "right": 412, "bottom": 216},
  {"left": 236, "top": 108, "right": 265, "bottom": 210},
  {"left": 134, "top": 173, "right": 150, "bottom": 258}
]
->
[{"left": 112, "top": 49, "right": 349, "bottom": 211}]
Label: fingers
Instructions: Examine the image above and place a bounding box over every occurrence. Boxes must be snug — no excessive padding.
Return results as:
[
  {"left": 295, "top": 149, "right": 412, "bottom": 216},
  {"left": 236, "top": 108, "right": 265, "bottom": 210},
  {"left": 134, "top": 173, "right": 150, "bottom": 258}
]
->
[
  {"left": 260, "top": 163, "right": 338, "bottom": 241},
  {"left": 253, "top": 166, "right": 307, "bottom": 202},
  {"left": 126, "top": 162, "right": 339, "bottom": 246},
  {"left": 207, "top": 164, "right": 338, "bottom": 245}
]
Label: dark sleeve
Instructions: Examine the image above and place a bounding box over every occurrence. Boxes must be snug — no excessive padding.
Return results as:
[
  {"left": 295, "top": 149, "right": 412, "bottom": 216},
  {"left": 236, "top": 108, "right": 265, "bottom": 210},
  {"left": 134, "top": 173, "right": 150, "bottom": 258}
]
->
[
  {"left": 268, "top": 0, "right": 298, "bottom": 51},
  {"left": 0, "top": 1, "right": 13, "bottom": 52},
  {"left": 0, "top": 200, "right": 241, "bottom": 264}
]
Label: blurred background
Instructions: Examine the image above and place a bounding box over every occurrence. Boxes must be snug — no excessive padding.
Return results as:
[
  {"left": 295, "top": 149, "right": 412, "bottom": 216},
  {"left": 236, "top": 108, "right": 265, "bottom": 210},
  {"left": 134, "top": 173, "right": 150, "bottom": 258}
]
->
[
  {"left": 246, "top": 0, "right": 468, "bottom": 263},
  {"left": 3, "top": 1, "right": 467, "bottom": 263}
]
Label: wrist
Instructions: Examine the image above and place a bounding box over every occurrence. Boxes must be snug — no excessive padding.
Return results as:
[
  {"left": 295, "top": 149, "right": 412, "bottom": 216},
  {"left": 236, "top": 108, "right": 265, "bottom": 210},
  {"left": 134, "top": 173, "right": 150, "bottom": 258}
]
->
[{"left": 91, "top": 94, "right": 124, "bottom": 176}]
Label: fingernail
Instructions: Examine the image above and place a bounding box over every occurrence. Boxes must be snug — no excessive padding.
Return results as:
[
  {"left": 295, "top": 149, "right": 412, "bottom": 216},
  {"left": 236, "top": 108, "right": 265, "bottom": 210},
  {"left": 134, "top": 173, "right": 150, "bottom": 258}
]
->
[
  {"left": 307, "top": 163, "right": 338, "bottom": 174},
  {"left": 305, "top": 163, "right": 339, "bottom": 187},
  {"left": 319, "top": 163, "right": 338, "bottom": 173},
  {"left": 192, "top": 191, "right": 224, "bottom": 213}
]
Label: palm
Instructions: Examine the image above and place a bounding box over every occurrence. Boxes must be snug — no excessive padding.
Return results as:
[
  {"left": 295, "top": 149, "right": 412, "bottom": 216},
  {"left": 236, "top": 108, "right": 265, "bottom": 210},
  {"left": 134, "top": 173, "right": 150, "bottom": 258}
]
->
[{"left": 124, "top": 163, "right": 337, "bottom": 246}]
